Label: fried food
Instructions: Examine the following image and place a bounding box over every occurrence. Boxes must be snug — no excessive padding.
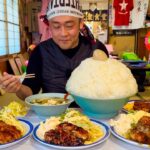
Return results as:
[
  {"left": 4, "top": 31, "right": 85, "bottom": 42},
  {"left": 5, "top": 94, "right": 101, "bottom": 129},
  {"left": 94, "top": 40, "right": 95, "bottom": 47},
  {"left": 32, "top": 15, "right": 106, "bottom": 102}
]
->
[
  {"left": 129, "top": 116, "right": 150, "bottom": 144},
  {"left": 137, "top": 116, "right": 150, "bottom": 138},
  {"left": 44, "top": 122, "right": 89, "bottom": 146},
  {"left": 133, "top": 101, "right": 150, "bottom": 112},
  {"left": 0, "top": 121, "right": 22, "bottom": 144}
]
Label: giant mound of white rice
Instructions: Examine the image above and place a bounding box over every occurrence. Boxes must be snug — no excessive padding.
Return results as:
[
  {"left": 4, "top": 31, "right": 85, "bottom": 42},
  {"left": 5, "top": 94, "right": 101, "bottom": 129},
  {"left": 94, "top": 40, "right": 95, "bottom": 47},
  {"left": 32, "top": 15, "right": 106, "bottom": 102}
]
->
[{"left": 66, "top": 58, "right": 138, "bottom": 99}]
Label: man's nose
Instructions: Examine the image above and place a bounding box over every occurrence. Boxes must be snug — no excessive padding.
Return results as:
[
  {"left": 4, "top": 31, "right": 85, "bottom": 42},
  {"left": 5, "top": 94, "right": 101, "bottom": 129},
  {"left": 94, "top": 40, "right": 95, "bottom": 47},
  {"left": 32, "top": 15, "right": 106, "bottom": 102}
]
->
[{"left": 61, "top": 27, "right": 68, "bottom": 36}]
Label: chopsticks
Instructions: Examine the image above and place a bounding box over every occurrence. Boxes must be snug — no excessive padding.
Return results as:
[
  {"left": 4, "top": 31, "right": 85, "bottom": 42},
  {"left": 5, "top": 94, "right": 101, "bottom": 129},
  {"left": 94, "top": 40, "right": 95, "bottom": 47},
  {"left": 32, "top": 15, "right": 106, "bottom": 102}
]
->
[
  {"left": 16, "top": 73, "right": 35, "bottom": 79},
  {"left": 24, "top": 73, "right": 35, "bottom": 79},
  {"left": 0, "top": 73, "right": 35, "bottom": 89}
]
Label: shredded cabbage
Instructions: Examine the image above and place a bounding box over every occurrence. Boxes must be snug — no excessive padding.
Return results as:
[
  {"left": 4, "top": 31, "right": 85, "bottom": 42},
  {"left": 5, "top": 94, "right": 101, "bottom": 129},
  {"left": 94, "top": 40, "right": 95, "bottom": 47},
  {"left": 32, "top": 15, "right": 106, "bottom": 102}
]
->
[{"left": 1, "top": 101, "right": 28, "bottom": 117}]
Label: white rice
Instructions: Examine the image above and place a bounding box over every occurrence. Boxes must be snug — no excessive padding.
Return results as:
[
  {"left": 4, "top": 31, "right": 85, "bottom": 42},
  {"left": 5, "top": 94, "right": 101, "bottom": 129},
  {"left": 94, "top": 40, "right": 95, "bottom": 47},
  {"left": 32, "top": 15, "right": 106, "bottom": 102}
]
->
[{"left": 66, "top": 58, "right": 138, "bottom": 99}]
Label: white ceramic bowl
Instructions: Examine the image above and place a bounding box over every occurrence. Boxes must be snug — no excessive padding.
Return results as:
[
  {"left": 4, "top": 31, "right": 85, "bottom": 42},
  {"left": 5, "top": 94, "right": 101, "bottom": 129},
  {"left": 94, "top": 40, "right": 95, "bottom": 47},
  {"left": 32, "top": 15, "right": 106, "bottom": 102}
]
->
[{"left": 25, "top": 93, "right": 74, "bottom": 117}]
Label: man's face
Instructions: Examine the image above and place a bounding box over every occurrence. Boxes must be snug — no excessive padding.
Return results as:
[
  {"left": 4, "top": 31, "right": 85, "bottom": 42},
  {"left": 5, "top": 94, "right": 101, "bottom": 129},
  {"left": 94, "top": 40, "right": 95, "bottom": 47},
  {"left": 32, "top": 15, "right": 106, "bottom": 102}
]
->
[{"left": 49, "top": 16, "right": 83, "bottom": 50}]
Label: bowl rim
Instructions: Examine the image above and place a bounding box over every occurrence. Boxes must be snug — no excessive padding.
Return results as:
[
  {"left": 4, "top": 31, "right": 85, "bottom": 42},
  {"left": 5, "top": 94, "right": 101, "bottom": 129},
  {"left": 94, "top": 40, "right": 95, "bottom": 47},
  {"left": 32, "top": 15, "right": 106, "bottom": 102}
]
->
[
  {"left": 68, "top": 92, "right": 130, "bottom": 101},
  {"left": 25, "top": 93, "right": 74, "bottom": 107}
]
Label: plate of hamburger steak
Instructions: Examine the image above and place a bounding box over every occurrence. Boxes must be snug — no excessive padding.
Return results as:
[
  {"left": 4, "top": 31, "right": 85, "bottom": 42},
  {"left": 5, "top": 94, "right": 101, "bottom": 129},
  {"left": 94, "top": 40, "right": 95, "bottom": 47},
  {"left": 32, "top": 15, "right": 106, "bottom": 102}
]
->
[
  {"left": 0, "top": 101, "right": 33, "bottom": 149},
  {"left": 33, "top": 109, "right": 110, "bottom": 149},
  {"left": 110, "top": 111, "right": 150, "bottom": 148},
  {"left": 0, "top": 119, "right": 33, "bottom": 149}
]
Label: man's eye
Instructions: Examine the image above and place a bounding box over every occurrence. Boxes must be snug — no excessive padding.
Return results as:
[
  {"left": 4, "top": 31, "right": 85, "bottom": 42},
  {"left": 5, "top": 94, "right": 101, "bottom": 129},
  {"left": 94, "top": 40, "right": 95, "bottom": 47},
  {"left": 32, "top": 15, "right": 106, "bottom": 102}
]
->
[
  {"left": 66, "top": 25, "right": 73, "bottom": 28},
  {"left": 53, "top": 25, "right": 60, "bottom": 29},
  {"left": 66, "top": 24, "right": 74, "bottom": 28}
]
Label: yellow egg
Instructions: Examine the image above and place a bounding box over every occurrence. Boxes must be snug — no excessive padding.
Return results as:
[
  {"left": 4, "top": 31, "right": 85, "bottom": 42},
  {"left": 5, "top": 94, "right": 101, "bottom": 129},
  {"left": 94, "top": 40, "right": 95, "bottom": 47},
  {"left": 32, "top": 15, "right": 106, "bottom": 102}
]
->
[{"left": 123, "top": 102, "right": 134, "bottom": 111}]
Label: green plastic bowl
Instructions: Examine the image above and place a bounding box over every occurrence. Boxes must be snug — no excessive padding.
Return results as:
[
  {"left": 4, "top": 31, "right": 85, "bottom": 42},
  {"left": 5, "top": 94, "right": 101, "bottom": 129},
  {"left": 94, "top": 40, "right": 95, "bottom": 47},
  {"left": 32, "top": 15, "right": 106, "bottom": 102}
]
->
[
  {"left": 25, "top": 93, "right": 74, "bottom": 117},
  {"left": 70, "top": 93, "right": 129, "bottom": 119}
]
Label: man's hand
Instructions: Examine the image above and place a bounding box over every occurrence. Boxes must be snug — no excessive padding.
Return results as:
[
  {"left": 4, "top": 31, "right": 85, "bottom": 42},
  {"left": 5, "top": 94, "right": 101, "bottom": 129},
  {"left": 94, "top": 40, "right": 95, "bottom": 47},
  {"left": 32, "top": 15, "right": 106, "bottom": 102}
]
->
[{"left": 0, "top": 72, "right": 22, "bottom": 93}]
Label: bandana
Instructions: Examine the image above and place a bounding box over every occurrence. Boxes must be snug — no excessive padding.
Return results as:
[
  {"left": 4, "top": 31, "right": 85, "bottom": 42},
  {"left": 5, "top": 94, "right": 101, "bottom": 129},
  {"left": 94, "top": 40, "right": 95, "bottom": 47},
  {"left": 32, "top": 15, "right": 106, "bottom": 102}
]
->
[{"left": 46, "top": 0, "right": 83, "bottom": 20}]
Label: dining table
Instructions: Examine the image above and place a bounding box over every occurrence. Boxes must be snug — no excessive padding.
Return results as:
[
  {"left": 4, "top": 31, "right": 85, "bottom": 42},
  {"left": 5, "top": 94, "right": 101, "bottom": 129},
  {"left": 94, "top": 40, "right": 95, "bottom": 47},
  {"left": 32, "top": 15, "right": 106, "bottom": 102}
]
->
[{"left": 4, "top": 109, "right": 148, "bottom": 150}]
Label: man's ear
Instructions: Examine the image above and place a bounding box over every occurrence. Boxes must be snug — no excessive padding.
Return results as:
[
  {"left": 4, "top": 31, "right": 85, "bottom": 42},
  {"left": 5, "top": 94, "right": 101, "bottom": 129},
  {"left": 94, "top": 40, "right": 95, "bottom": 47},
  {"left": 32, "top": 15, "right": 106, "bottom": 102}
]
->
[{"left": 79, "top": 19, "right": 84, "bottom": 30}]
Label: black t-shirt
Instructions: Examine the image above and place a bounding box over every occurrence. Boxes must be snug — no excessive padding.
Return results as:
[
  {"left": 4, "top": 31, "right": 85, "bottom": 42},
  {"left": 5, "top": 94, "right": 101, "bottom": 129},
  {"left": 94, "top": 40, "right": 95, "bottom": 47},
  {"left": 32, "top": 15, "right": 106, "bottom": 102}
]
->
[
  {"left": 60, "top": 40, "right": 81, "bottom": 59},
  {"left": 23, "top": 35, "right": 108, "bottom": 94}
]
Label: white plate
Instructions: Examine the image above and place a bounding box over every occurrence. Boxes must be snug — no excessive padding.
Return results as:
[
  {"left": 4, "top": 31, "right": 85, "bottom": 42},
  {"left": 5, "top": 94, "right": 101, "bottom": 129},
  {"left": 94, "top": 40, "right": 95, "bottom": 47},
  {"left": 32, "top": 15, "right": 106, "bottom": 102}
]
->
[
  {"left": 33, "top": 119, "right": 110, "bottom": 150},
  {"left": 0, "top": 119, "right": 34, "bottom": 149},
  {"left": 110, "top": 126, "right": 150, "bottom": 149}
]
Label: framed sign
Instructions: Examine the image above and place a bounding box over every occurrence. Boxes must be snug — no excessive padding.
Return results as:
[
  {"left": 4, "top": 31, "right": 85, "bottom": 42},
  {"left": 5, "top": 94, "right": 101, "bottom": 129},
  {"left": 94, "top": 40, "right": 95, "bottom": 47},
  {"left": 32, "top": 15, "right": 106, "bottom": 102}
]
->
[{"left": 113, "top": 30, "right": 136, "bottom": 36}]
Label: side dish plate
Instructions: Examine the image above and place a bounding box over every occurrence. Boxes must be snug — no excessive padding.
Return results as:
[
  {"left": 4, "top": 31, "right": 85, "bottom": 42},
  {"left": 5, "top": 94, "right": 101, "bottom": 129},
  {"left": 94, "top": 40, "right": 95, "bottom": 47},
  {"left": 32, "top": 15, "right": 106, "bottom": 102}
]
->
[
  {"left": 110, "top": 126, "right": 150, "bottom": 149},
  {"left": 33, "top": 119, "right": 110, "bottom": 150},
  {"left": 0, "top": 119, "right": 34, "bottom": 149}
]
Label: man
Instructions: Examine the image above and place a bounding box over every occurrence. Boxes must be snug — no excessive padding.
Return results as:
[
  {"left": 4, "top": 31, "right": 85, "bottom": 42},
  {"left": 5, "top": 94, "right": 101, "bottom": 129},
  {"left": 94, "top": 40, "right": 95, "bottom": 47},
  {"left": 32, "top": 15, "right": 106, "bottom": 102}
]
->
[{"left": 0, "top": 0, "right": 108, "bottom": 101}]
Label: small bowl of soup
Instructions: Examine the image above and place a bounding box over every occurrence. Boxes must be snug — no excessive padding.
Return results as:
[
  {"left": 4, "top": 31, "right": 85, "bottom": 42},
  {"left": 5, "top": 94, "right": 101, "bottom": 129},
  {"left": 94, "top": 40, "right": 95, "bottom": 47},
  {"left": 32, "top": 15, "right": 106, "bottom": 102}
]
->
[{"left": 25, "top": 93, "right": 74, "bottom": 117}]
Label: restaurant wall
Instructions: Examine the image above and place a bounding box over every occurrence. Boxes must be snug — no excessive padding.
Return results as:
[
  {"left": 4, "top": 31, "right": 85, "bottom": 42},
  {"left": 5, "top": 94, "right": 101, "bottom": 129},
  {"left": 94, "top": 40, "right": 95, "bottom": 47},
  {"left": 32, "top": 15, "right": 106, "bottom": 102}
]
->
[
  {"left": 137, "top": 28, "right": 150, "bottom": 60},
  {"left": 80, "top": 0, "right": 136, "bottom": 57},
  {"left": 108, "top": 27, "right": 150, "bottom": 59},
  {"left": 109, "top": 35, "right": 135, "bottom": 57}
]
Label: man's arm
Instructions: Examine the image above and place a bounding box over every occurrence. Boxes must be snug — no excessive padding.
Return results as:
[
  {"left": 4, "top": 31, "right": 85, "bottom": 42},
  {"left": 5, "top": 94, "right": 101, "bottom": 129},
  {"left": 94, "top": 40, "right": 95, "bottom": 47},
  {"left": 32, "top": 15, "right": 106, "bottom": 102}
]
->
[{"left": 16, "top": 84, "right": 33, "bottom": 100}]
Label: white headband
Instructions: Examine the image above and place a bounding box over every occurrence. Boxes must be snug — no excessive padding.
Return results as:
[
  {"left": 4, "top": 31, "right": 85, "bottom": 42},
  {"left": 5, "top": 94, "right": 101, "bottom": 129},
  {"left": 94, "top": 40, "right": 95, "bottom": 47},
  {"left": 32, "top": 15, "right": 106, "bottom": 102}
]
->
[{"left": 46, "top": 0, "right": 83, "bottom": 20}]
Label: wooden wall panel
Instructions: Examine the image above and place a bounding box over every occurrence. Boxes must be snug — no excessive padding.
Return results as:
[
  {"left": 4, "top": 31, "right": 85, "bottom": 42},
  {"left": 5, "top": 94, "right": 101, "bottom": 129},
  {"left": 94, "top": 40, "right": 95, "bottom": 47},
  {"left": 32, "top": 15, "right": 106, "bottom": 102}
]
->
[{"left": 0, "top": 60, "right": 7, "bottom": 73}]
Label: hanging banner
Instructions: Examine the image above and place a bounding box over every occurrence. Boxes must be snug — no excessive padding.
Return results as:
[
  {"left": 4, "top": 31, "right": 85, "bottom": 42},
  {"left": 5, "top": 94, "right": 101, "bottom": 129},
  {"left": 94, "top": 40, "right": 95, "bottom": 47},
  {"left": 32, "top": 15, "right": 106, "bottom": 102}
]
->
[{"left": 82, "top": 10, "right": 108, "bottom": 21}]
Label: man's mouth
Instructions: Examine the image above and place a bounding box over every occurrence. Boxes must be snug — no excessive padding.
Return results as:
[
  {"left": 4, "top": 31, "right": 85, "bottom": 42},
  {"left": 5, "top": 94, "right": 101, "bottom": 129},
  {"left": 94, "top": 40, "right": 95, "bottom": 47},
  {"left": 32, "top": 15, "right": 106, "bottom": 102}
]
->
[
  {"left": 60, "top": 39, "right": 70, "bottom": 41},
  {"left": 59, "top": 40, "right": 71, "bottom": 43}
]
